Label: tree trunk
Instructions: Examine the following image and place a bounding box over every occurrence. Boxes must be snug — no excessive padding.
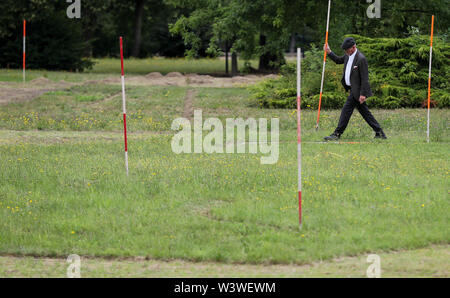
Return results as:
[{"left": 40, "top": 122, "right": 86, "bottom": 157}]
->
[
  {"left": 225, "top": 42, "right": 229, "bottom": 75},
  {"left": 231, "top": 51, "right": 238, "bottom": 77},
  {"left": 82, "top": 9, "right": 94, "bottom": 57},
  {"left": 131, "top": 0, "right": 145, "bottom": 57},
  {"left": 289, "top": 33, "right": 296, "bottom": 54},
  {"left": 258, "top": 34, "right": 279, "bottom": 73}
]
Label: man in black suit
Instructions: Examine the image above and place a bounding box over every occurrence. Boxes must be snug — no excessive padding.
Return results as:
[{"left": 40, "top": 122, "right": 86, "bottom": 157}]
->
[{"left": 323, "top": 37, "right": 386, "bottom": 141}]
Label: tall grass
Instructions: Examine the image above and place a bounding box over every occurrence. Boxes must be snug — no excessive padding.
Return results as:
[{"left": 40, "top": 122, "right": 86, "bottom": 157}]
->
[{"left": 0, "top": 83, "right": 448, "bottom": 263}]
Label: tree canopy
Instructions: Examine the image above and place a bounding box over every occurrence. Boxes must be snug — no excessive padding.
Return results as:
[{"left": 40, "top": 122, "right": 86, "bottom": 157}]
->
[{"left": 0, "top": 0, "right": 448, "bottom": 72}]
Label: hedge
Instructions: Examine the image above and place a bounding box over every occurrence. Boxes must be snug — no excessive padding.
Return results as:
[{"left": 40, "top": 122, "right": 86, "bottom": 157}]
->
[{"left": 249, "top": 35, "right": 449, "bottom": 109}]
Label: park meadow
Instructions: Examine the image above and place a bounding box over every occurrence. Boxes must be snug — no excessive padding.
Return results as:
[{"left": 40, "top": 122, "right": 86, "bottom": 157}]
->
[{"left": 0, "top": 58, "right": 448, "bottom": 277}]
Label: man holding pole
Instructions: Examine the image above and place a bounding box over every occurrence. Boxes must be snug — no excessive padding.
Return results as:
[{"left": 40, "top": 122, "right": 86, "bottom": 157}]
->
[{"left": 323, "top": 37, "right": 387, "bottom": 141}]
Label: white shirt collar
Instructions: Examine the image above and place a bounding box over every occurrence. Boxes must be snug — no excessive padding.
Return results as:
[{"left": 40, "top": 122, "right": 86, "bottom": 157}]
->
[
  {"left": 349, "top": 48, "right": 358, "bottom": 59},
  {"left": 345, "top": 49, "right": 358, "bottom": 86}
]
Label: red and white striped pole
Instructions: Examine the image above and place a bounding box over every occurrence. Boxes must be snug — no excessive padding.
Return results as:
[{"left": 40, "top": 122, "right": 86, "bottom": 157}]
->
[
  {"left": 427, "top": 15, "right": 434, "bottom": 143},
  {"left": 297, "top": 48, "right": 302, "bottom": 229},
  {"left": 316, "top": 0, "right": 331, "bottom": 131},
  {"left": 23, "top": 19, "right": 26, "bottom": 83},
  {"left": 120, "top": 37, "right": 129, "bottom": 175}
]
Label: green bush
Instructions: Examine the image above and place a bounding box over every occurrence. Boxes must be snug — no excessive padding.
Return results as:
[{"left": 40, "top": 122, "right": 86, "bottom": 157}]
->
[
  {"left": 249, "top": 45, "right": 346, "bottom": 109},
  {"left": 353, "top": 34, "right": 449, "bottom": 90},
  {"left": 434, "top": 91, "right": 450, "bottom": 108},
  {"left": 249, "top": 35, "right": 449, "bottom": 109}
]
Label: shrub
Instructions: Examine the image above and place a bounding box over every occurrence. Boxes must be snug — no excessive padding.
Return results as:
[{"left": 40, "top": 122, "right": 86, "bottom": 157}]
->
[
  {"left": 249, "top": 35, "right": 449, "bottom": 109},
  {"left": 434, "top": 91, "right": 450, "bottom": 108}
]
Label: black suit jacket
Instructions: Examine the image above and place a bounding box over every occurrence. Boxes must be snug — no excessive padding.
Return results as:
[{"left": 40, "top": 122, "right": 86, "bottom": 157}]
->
[{"left": 328, "top": 50, "right": 373, "bottom": 100}]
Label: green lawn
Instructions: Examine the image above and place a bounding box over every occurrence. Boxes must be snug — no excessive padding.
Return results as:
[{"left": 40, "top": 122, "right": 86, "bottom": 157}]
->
[
  {"left": 0, "top": 69, "right": 110, "bottom": 83},
  {"left": 88, "top": 57, "right": 258, "bottom": 75},
  {"left": 1, "top": 245, "right": 448, "bottom": 277},
  {"left": 0, "top": 72, "right": 448, "bottom": 276},
  {"left": 0, "top": 57, "right": 258, "bottom": 82}
]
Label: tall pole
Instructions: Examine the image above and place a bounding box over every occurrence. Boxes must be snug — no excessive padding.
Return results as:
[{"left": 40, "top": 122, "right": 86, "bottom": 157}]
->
[
  {"left": 315, "top": 0, "right": 331, "bottom": 131},
  {"left": 297, "top": 48, "right": 302, "bottom": 229},
  {"left": 120, "top": 37, "right": 129, "bottom": 176},
  {"left": 23, "top": 20, "right": 26, "bottom": 83},
  {"left": 427, "top": 15, "right": 434, "bottom": 143}
]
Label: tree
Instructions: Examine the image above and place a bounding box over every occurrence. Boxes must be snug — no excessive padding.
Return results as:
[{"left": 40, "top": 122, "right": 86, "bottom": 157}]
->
[
  {"left": 169, "top": 0, "right": 233, "bottom": 69},
  {"left": 132, "top": 0, "right": 146, "bottom": 57},
  {"left": 169, "top": 0, "right": 291, "bottom": 75},
  {"left": 324, "top": 0, "right": 449, "bottom": 48},
  {"left": 0, "top": 0, "right": 93, "bottom": 71},
  {"left": 78, "top": 0, "right": 114, "bottom": 57},
  {"left": 111, "top": 0, "right": 186, "bottom": 58},
  {"left": 1, "top": 0, "right": 448, "bottom": 71}
]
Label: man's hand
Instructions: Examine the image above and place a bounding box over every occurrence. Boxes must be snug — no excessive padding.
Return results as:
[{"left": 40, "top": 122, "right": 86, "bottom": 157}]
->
[
  {"left": 324, "top": 43, "right": 331, "bottom": 54},
  {"left": 359, "top": 95, "right": 367, "bottom": 104}
]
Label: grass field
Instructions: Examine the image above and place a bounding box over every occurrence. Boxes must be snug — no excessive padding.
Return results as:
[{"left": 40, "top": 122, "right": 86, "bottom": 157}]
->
[
  {"left": 1, "top": 245, "right": 448, "bottom": 277},
  {"left": 0, "top": 65, "right": 448, "bottom": 277},
  {"left": 0, "top": 57, "right": 258, "bottom": 82},
  {"left": 89, "top": 57, "right": 259, "bottom": 75}
]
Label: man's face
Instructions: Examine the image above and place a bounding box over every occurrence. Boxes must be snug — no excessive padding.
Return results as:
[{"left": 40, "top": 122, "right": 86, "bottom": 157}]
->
[{"left": 345, "top": 45, "right": 357, "bottom": 56}]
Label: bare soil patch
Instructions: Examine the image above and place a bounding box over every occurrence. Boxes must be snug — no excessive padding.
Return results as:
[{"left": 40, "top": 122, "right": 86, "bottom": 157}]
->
[
  {"left": 0, "top": 79, "right": 76, "bottom": 105},
  {"left": 0, "top": 88, "right": 51, "bottom": 105},
  {"left": 0, "top": 73, "right": 277, "bottom": 105},
  {"left": 118, "top": 72, "right": 278, "bottom": 87}
]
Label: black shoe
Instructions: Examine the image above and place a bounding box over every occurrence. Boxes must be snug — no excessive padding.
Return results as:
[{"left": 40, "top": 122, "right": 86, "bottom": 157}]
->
[
  {"left": 324, "top": 132, "right": 341, "bottom": 141},
  {"left": 374, "top": 130, "right": 387, "bottom": 139}
]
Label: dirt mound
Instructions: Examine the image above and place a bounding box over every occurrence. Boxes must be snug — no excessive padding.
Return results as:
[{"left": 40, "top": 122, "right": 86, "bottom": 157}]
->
[
  {"left": 264, "top": 74, "right": 279, "bottom": 79},
  {"left": 57, "top": 80, "right": 76, "bottom": 87},
  {"left": 101, "top": 78, "right": 121, "bottom": 84},
  {"left": 145, "top": 72, "right": 163, "bottom": 78},
  {"left": 92, "top": 73, "right": 272, "bottom": 87},
  {"left": 231, "top": 76, "right": 252, "bottom": 84},
  {"left": 30, "top": 77, "right": 53, "bottom": 85},
  {"left": 185, "top": 74, "right": 214, "bottom": 84},
  {"left": 165, "top": 72, "right": 184, "bottom": 78}
]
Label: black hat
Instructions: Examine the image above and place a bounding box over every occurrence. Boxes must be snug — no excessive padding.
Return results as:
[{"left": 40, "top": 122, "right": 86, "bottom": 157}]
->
[{"left": 341, "top": 37, "right": 356, "bottom": 50}]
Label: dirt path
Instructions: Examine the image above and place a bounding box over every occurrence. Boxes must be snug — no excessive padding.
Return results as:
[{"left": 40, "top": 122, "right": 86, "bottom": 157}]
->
[{"left": 183, "top": 89, "right": 196, "bottom": 119}]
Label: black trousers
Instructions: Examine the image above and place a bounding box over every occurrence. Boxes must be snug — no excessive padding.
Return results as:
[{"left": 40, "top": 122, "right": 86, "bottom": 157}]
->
[{"left": 334, "top": 94, "right": 382, "bottom": 135}]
